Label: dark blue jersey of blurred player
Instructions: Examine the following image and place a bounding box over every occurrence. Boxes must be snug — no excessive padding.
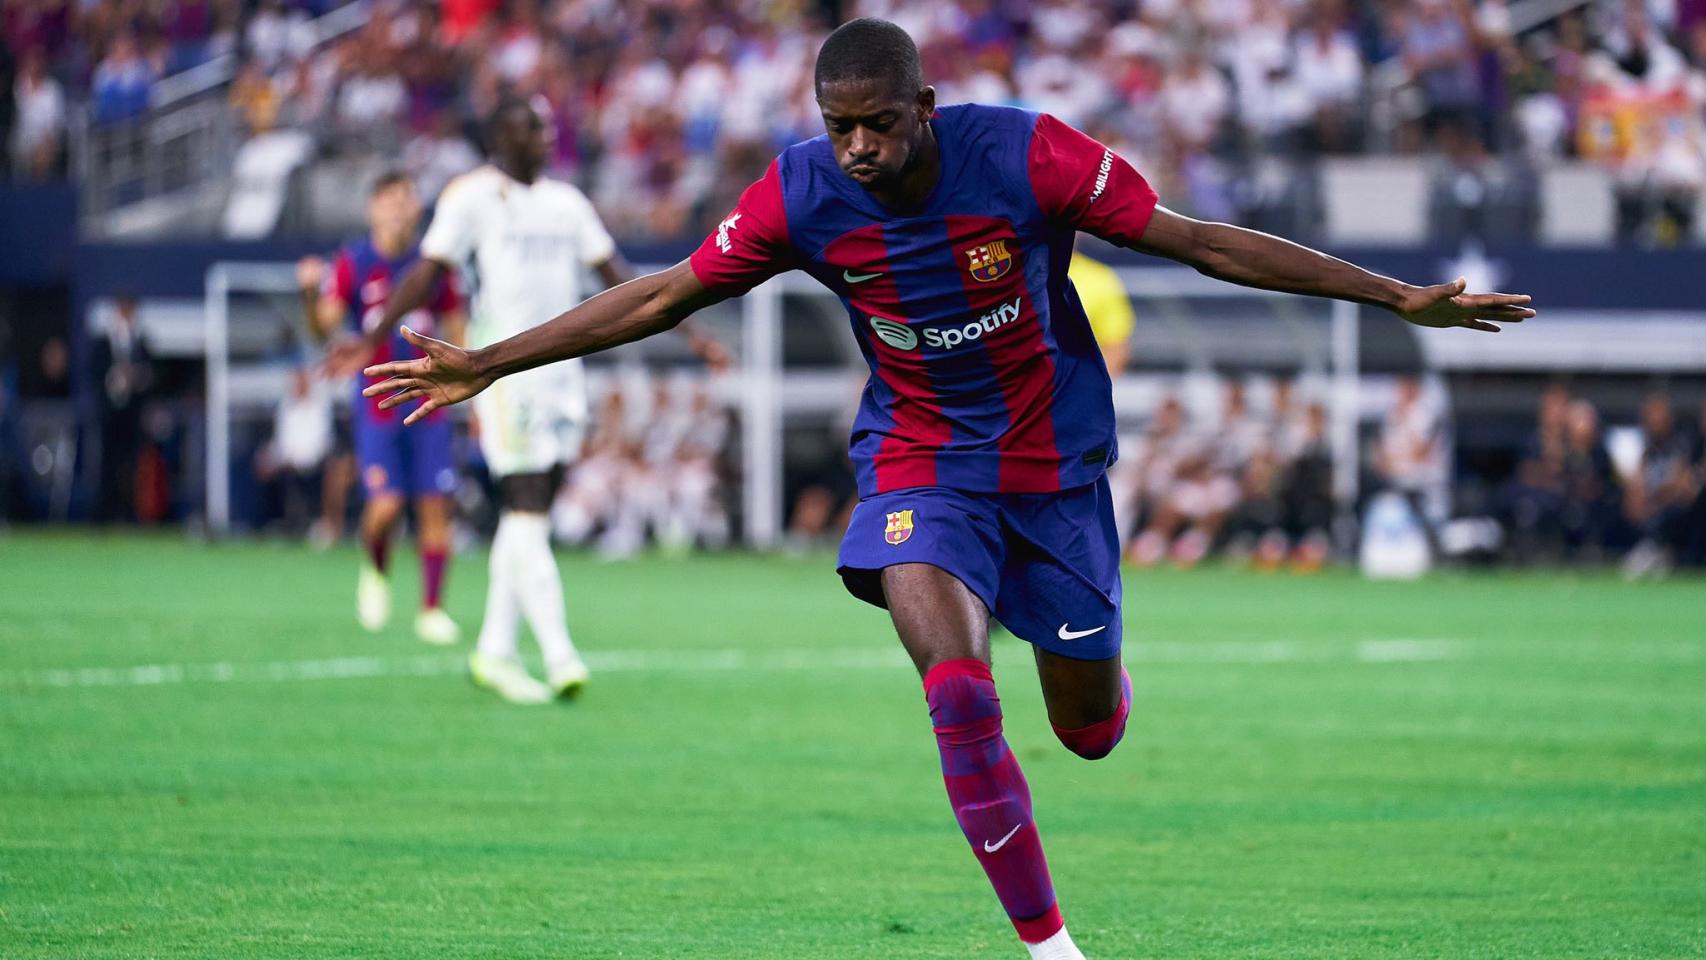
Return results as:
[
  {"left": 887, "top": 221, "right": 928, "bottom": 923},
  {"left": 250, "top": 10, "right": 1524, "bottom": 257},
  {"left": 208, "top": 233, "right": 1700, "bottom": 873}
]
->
[
  {"left": 298, "top": 170, "right": 466, "bottom": 642},
  {"left": 689, "top": 103, "right": 1159, "bottom": 661}
]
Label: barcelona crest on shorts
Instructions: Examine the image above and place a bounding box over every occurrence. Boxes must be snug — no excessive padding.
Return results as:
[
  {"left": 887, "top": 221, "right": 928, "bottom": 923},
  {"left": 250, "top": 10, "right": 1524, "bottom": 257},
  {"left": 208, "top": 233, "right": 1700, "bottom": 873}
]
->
[
  {"left": 884, "top": 509, "right": 915, "bottom": 545},
  {"left": 964, "top": 240, "right": 1013, "bottom": 283}
]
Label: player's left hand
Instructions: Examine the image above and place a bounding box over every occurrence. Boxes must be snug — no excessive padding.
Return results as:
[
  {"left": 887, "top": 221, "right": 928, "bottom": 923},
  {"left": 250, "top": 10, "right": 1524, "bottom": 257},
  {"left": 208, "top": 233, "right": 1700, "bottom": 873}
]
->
[
  {"left": 323, "top": 336, "right": 375, "bottom": 379},
  {"left": 361, "top": 326, "right": 492, "bottom": 426},
  {"left": 1394, "top": 277, "right": 1535, "bottom": 333},
  {"left": 689, "top": 331, "right": 735, "bottom": 373}
]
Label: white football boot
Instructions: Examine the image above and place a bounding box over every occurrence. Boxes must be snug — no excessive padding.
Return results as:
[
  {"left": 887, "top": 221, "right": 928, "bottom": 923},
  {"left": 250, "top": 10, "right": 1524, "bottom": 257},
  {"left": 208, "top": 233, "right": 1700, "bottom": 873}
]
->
[
  {"left": 546, "top": 656, "right": 591, "bottom": 700},
  {"left": 356, "top": 564, "right": 391, "bottom": 633},
  {"left": 468, "top": 653, "right": 553, "bottom": 705},
  {"left": 414, "top": 607, "right": 461, "bottom": 646}
]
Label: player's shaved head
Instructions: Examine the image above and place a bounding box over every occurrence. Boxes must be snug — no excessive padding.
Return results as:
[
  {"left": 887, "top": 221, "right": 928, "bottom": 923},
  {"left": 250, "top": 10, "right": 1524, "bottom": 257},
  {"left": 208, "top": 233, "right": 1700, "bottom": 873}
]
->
[
  {"left": 485, "top": 95, "right": 550, "bottom": 183},
  {"left": 814, "top": 19, "right": 937, "bottom": 202},
  {"left": 814, "top": 17, "right": 923, "bottom": 100}
]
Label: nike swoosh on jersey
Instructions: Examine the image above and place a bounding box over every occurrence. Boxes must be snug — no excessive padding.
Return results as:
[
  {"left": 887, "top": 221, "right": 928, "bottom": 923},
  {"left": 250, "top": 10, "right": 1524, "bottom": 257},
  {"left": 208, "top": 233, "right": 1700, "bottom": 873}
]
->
[
  {"left": 983, "top": 823, "right": 1023, "bottom": 853},
  {"left": 843, "top": 270, "right": 882, "bottom": 283},
  {"left": 1057, "top": 624, "right": 1108, "bottom": 641}
]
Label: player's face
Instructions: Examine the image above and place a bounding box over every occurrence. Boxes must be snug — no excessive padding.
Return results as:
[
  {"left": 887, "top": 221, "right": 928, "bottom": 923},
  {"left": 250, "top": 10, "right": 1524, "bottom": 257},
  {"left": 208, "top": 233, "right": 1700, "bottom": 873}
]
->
[
  {"left": 818, "top": 79, "right": 935, "bottom": 191},
  {"left": 367, "top": 182, "right": 421, "bottom": 238},
  {"left": 497, "top": 105, "right": 550, "bottom": 179}
]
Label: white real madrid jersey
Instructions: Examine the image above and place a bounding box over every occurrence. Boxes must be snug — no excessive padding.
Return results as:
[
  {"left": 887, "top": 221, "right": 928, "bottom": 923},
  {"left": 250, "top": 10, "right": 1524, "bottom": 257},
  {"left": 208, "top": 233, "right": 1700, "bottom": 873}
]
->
[{"left": 420, "top": 165, "right": 616, "bottom": 349}]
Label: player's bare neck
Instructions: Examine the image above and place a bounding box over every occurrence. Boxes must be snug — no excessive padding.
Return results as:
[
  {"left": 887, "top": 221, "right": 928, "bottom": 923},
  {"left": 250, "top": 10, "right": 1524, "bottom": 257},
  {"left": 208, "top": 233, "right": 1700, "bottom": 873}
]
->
[
  {"left": 496, "top": 158, "right": 540, "bottom": 186},
  {"left": 869, "top": 127, "right": 939, "bottom": 214}
]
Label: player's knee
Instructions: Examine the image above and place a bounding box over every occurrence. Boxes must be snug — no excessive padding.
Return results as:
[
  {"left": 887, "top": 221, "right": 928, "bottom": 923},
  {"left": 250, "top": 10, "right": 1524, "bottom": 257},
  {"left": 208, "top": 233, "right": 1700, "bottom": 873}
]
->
[
  {"left": 1052, "top": 711, "right": 1128, "bottom": 761},
  {"left": 1052, "top": 668, "right": 1132, "bottom": 761}
]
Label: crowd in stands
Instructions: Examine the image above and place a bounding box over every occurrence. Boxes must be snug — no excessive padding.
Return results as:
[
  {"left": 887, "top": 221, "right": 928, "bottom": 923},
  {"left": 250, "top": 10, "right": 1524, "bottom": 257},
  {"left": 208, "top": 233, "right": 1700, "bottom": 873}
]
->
[
  {"left": 1500, "top": 384, "right": 1706, "bottom": 571},
  {"left": 6, "top": 0, "right": 1706, "bottom": 242},
  {"left": 1112, "top": 377, "right": 1336, "bottom": 571}
]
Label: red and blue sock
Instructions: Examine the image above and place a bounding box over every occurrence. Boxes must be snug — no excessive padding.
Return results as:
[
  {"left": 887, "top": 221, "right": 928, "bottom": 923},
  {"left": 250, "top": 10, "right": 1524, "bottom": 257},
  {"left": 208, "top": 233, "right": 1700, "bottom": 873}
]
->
[
  {"left": 421, "top": 549, "right": 447, "bottom": 610},
  {"left": 923, "top": 659, "right": 1063, "bottom": 944},
  {"left": 364, "top": 534, "right": 390, "bottom": 574}
]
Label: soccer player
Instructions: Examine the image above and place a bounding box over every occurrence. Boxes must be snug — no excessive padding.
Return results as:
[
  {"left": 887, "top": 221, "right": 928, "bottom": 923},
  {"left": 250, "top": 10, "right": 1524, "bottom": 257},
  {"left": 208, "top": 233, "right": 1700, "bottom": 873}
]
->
[
  {"left": 298, "top": 171, "right": 464, "bottom": 644},
  {"left": 345, "top": 96, "right": 730, "bottom": 704},
  {"left": 360, "top": 20, "right": 1534, "bottom": 957}
]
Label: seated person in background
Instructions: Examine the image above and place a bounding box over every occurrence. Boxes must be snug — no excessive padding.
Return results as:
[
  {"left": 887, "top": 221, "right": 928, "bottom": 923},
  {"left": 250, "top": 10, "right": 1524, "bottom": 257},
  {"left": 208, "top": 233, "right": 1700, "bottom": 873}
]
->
[
  {"left": 1373, "top": 374, "right": 1449, "bottom": 545},
  {"left": 1557, "top": 399, "right": 1622, "bottom": 563},
  {"left": 255, "top": 366, "right": 334, "bottom": 535},
  {"left": 1622, "top": 391, "right": 1700, "bottom": 575},
  {"left": 1499, "top": 382, "right": 1572, "bottom": 562}
]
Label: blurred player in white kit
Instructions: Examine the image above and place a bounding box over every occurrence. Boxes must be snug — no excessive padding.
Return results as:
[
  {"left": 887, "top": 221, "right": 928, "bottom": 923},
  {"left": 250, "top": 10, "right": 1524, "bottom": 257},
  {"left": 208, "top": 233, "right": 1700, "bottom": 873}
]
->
[{"left": 347, "top": 95, "right": 728, "bottom": 703}]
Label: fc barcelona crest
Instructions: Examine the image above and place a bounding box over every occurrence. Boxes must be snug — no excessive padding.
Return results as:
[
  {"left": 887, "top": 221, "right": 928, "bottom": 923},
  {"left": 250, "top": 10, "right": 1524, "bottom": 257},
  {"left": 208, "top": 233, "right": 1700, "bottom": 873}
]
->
[
  {"left": 884, "top": 509, "right": 915, "bottom": 545},
  {"left": 964, "top": 240, "right": 1013, "bottom": 283}
]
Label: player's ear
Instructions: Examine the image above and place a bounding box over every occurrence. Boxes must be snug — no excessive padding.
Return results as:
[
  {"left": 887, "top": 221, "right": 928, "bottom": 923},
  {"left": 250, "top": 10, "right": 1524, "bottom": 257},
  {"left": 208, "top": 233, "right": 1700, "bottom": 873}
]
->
[{"left": 916, "top": 85, "right": 935, "bottom": 121}]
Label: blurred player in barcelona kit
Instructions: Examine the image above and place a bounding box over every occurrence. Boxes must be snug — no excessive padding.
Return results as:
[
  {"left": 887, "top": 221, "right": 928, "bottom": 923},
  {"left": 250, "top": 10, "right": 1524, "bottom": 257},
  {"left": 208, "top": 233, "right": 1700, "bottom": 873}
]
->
[
  {"left": 345, "top": 96, "right": 732, "bottom": 705},
  {"left": 298, "top": 171, "right": 465, "bottom": 645},
  {"left": 360, "top": 19, "right": 1534, "bottom": 958}
]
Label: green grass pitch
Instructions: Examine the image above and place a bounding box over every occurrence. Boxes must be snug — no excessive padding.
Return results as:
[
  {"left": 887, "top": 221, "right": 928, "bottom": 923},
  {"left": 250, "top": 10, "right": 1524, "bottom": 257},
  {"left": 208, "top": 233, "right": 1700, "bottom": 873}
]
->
[{"left": 1, "top": 532, "right": 1703, "bottom": 958}]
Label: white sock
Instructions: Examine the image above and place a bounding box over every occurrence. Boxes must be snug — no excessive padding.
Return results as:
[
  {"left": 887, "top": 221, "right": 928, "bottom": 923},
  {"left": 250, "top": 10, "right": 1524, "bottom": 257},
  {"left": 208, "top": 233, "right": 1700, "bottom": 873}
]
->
[
  {"left": 474, "top": 513, "right": 522, "bottom": 660},
  {"left": 502, "top": 511, "right": 580, "bottom": 671},
  {"left": 1025, "top": 926, "right": 1086, "bottom": 960}
]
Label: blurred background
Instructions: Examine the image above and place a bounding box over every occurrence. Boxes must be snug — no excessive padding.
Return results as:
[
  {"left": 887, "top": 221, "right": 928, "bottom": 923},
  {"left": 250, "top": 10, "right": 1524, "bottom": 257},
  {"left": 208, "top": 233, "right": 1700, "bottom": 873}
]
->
[{"left": 2, "top": 0, "right": 1704, "bottom": 576}]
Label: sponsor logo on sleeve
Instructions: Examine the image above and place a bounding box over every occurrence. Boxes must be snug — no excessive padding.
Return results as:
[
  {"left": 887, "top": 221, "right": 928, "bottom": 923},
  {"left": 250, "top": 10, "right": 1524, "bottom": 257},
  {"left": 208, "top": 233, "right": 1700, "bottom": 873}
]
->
[
  {"left": 714, "top": 212, "right": 742, "bottom": 254},
  {"left": 1089, "top": 149, "right": 1113, "bottom": 205}
]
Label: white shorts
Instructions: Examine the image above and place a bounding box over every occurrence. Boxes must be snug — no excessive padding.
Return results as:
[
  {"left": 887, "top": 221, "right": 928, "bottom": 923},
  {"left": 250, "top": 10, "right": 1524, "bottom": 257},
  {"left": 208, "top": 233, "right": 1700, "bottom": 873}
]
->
[{"left": 474, "top": 361, "right": 588, "bottom": 478}]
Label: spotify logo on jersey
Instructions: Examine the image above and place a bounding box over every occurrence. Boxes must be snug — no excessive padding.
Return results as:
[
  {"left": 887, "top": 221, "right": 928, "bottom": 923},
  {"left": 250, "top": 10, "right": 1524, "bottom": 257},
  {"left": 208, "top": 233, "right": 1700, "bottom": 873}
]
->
[{"left": 868, "top": 316, "right": 918, "bottom": 350}]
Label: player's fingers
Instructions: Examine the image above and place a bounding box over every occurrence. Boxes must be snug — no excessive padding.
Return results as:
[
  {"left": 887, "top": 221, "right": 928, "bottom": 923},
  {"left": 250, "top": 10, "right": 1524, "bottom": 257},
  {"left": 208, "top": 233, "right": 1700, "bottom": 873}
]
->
[
  {"left": 1478, "top": 307, "right": 1534, "bottom": 322},
  {"left": 361, "top": 376, "right": 413, "bottom": 398},
  {"left": 1460, "top": 319, "right": 1502, "bottom": 333},
  {"left": 377, "top": 387, "right": 427, "bottom": 411},
  {"left": 1460, "top": 292, "right": 1532, "bottom": 307},
  {"left": 363, "top": 359, "right": 425, "bottom": 380},
  {"left": 403, "top": 399, "right": 439, "bottom": 427}
]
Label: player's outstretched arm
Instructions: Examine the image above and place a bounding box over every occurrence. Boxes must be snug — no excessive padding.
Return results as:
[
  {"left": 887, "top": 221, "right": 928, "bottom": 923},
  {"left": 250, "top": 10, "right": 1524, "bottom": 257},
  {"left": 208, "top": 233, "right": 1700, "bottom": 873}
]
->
[
  {"left": 362, "top": 259, "right": 722, "bottom": 425},
  {"left": 322, "top": 259, "right": 451, "bottom": 377},
  {"left": 1132, "top": 207, "right": 1536, "bottom": 333}
]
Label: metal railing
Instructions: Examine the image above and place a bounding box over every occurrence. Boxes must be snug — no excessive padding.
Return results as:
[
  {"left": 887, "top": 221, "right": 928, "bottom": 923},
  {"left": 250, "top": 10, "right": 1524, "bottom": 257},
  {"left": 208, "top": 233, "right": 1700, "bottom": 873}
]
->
[{"left": 74, "top": 0, "right": 372, "bottom": 234}]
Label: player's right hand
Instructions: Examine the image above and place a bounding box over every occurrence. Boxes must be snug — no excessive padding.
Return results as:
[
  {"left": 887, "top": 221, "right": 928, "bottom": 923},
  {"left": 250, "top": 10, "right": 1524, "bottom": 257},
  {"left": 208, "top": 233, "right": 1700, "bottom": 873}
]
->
[
  {"left": 296, "top": 256, "right": 327, "bottom": 293},
  {"left": 361, "top": 326, "right": 493, "bottom": 426}
]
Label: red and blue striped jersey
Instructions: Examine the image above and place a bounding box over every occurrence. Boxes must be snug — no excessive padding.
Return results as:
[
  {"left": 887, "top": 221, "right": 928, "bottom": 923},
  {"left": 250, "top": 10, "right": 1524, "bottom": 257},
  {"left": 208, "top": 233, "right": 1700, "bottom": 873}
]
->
[
  {"left": 689, "top": 104, "right": 1158, "bottom": 496},
  {"left": 329, "top": 238, "right": 461, "bottom": 422}
]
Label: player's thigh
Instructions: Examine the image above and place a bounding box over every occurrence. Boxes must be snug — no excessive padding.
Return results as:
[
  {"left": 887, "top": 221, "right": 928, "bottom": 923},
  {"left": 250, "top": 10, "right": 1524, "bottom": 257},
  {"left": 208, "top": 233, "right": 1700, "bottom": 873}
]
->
[
  {"left": 837, "top": 488, "right": 1006, "bottom": 676},
  {"left": 992, "top": 477, "right": 1126, "bottom": 725},
  {"left": 1032, "top": 647, "right": 1124, "bottom": 729},
  {"left": 880, "top": 563, "right": 992, "bottom": 677},
  {"left": 497, "top": 467, "right": 563, "bottom": 513}
]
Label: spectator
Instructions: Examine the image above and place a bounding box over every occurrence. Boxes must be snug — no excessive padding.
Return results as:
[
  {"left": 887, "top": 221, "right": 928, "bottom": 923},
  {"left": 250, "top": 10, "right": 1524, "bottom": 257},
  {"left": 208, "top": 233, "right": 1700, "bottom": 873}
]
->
[
  {"left": 1622, "top": 391, "right": 1699, "bottom": 575},
  {"left": 1557, "top": 398, "right": 1621, "bottom": 562},
  {"left": 245, "top": 0, "right": 313, "bottom": 72},
  {"left": 256, "top": 366, "right": 334, "bottom": 535},
  {"left": 403, "top": 108, "right": 480, "bottom": 201},
  {"left": 1292, "top": 0, "right": 1364, "bottom": 152},
  {"left": 91, "top": 296, "right": 155, "bottom": 524},
  {"left": 91, "top": 31, "right": 157, "bottom": 124},
  {"left": 1374, "top": 374, "right": 1449, "bottom": 542},
  {"left": 1400, "top": 0, "right": 1480, "bottom": 148},
  {"left": 10, "top": 46, "right": 63, "bottom": 180}
]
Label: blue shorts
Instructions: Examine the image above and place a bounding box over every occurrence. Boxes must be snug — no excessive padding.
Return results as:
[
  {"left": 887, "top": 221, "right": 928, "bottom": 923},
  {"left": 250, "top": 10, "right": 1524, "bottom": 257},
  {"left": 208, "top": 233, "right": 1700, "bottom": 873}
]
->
[
  {"left": 354, "top": 414, "right": 457, "bottom": 499},
  {"left": 836, "top": 478, "right": 1123, "bottom": 661}
]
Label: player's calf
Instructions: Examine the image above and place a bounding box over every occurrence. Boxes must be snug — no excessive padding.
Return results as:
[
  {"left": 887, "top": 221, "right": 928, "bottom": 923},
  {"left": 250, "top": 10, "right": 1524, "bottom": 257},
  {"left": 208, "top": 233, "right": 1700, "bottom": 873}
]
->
[
  {"left": 924, "top": 658, "right": 1064, "bottom": 946},
  {"left": 1050, "top": 667, "right": 1131, "bottom": 761}
]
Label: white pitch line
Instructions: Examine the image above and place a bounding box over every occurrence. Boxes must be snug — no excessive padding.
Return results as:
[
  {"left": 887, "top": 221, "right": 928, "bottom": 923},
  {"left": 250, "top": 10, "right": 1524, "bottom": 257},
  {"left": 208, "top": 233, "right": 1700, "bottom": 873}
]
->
[{"left": 0, "top": 639, "right": 1463, "bottom": 691}]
